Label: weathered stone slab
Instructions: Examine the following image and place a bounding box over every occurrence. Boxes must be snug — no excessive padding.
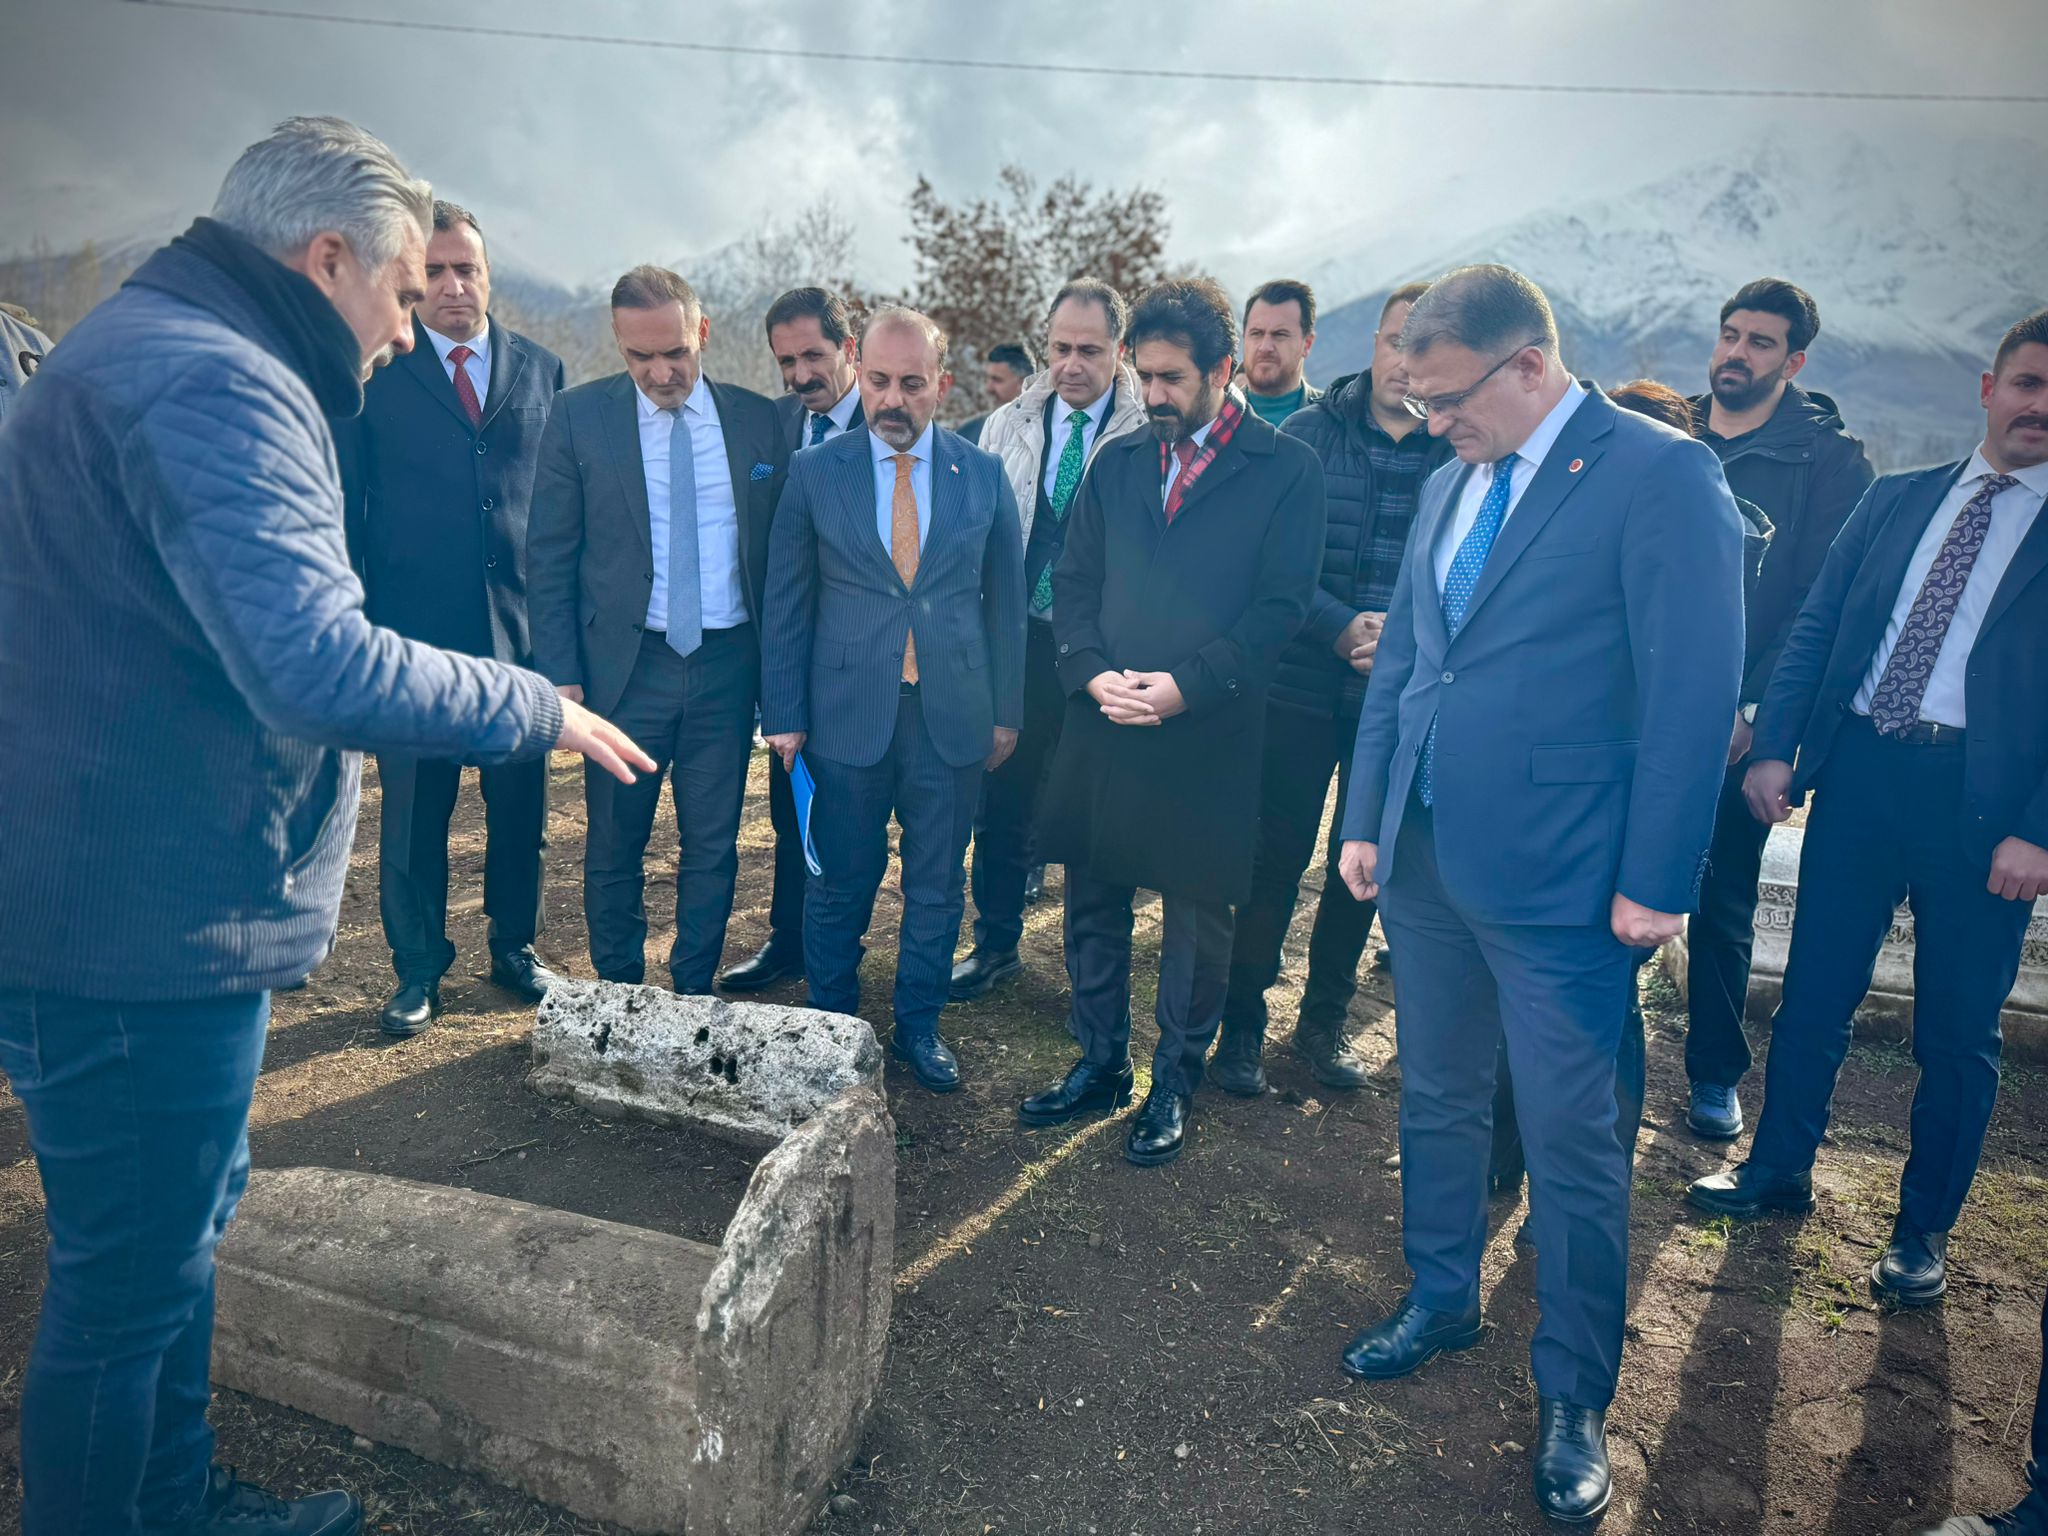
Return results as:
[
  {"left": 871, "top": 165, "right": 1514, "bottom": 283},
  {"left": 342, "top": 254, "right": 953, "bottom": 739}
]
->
[
  {"left": 1661, "top": 824, "right": 2048, "bottom": 1061},
  {"left": 529, "top": 980, "right": 881, "bottom": 1146},
  {"left": 213, "top": 1082, "right": 895, "bottom": 1536}
]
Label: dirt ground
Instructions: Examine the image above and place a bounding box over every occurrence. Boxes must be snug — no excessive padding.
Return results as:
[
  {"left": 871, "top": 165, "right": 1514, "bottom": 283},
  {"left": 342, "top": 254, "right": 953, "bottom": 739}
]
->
[{"left": 1, "top": 749, "right": 2043, "bottom": 1535}]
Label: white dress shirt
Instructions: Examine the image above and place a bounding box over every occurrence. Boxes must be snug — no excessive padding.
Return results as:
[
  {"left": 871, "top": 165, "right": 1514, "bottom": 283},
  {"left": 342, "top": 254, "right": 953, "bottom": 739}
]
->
[
  {"left": 1042, "top": 382, "right": 1115, "bottom": 503},
  {"left": 1161, "top": 415, "right": 1216, "bottom": 507},
  {"left": 1434, "top": 380, "right": 1587, "bottom": 593},
  {"left": 808, "top": 383, "right": 861, "bottom": 445},
  {"left": 871, "top": 424, "right": 934, "bottom": 553},
  {"left": 1850, "top": 448, "right": 2048, "bottom": 728},
  {"left": 637, "top": 375, "right": 746, "bottom": 633},
  {"left": 424, "top": 321, "right": 491, "bottom": 406}
]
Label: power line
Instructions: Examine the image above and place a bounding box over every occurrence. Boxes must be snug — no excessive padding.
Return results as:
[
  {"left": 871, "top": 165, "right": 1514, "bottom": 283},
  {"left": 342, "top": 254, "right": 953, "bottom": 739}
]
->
[{"left": 121, "top": 0, "right": 2048, "bottom": 106}]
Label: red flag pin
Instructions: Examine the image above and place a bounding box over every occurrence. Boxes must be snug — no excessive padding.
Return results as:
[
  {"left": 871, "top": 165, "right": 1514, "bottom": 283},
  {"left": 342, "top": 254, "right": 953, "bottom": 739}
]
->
[{"left": 1568, "top": 458, "right": 1584, "bottom": 473}]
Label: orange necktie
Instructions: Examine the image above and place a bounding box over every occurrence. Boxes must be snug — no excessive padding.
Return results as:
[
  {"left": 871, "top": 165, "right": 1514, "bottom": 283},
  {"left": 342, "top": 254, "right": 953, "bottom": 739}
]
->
[{"left": 891, "top": 452, "right": 920, "bottom": 683}]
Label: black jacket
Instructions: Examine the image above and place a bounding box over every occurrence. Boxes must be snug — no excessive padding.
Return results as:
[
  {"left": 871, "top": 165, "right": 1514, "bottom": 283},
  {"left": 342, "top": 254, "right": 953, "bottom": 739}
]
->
[
  {"left": 340, "top": 318, "right": 566, "bottom": 663},
  {"left": 1038, "top": 409, "right": 1327, "bottom": 904},
  {"left": 1689, "top": 383, "right": 1874, "bottom": 705},
  {"left": 1269, "top": 369, "right": 1456, "bottom": 717},
  {"left": 1754, "top": 461, "right": 2048, "bottom": 863}
]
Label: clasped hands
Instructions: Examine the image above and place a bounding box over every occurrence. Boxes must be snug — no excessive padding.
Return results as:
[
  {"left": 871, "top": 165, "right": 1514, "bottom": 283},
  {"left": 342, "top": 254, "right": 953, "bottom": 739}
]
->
[{"left": 1088, "top": 669, "right": 1186, "bottom": 726}]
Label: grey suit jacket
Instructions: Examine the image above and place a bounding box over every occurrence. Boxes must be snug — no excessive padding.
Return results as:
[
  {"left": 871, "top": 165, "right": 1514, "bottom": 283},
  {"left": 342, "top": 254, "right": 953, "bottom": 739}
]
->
[
  {"left": 527, "top": 372, "right": 788, "bottom": 716},
  {"left": 761, "top": 426, "right": 1026, "bottom": 769}
]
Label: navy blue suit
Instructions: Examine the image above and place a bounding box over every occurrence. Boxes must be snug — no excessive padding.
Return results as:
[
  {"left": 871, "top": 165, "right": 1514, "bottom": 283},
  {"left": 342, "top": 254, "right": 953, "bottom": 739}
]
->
[
  {"left": 761, "top": 425, "right": 1025, "bottom": 1037},
  {"left": 339, "top": 319, "right": 565, "bottom": 982},
  {"left": 1345, "top": 387, "right": 1743, "bottom": 1408},
  {"left": 1747, "top": 461, "right": 2048, "bottom": 1236}
]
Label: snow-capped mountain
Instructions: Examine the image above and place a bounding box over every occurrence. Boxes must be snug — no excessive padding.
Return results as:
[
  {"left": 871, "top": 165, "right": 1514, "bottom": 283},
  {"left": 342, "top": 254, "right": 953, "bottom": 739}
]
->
[{"left": 1305, "top": 134, "right": 2048, "bottom": 467}]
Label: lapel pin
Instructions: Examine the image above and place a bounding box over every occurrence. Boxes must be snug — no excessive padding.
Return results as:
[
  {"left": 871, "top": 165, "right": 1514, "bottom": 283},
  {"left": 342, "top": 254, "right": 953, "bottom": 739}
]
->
[
  {"left": 949, "top": 463, "right": 960, "bottom": 474},
  {"left": 1568, "top": 458, "right": 1584, "bottom": 474}
]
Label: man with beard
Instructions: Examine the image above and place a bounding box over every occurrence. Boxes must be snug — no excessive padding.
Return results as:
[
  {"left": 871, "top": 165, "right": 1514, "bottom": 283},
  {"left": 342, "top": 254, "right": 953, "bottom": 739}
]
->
[
  {"left": 1211, "top": 280, "right": 1451, "bottom": 1095},
  {"left": 1677, "top": 278, "right": 1875, "bottom": 1140},
  {"left": 1335, "top": 264, "right": 1740, "bottom": 1524},
  {"left": 761, "top": 306, "right": 1025, "bottom": 1093},
  {"left": 1240, "top": 278, "right": 1322, "bottom": 427},
  {"left": 527, "top": 266, "right": 789, "bottom": 995},
  {"left": 1021, "top": 278, "right": 1325, "bottom": 1166},
  {"left": 1692, "top": 310, "right": 2048, "bottom": 1315},
  {"left": 717, "top": 286, "right": 868, "bottom": 996},
  {"left": 0, "top": 116, "right": 649, "bottom": 1536},
  {"left": 951, "top": 278, "right": 1148, "bottom": 1003}
]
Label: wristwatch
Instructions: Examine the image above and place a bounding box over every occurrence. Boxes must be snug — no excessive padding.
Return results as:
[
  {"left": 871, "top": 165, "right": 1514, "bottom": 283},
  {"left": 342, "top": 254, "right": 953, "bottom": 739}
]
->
[{"left": 1740, "top": 703, "right": 1759, "bottom": 724}]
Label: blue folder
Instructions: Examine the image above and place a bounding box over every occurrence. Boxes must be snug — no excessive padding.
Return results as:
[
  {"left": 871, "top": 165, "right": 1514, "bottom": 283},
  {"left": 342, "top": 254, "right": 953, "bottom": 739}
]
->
[{"left": 790, "top": 752, "right": 823, "bottom": 876}]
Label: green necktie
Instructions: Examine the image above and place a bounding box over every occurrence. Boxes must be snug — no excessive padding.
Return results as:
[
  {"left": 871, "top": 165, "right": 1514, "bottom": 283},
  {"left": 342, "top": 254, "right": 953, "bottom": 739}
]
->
[{"left": 1032, "top": 410, "right": 1092, "bottom": 614}]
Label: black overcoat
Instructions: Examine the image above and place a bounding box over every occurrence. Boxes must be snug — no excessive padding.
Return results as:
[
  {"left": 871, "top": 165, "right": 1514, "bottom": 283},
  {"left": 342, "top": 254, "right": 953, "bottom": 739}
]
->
[{"left": 1037, "top": 408, "right": 1327, "bottom": 904}]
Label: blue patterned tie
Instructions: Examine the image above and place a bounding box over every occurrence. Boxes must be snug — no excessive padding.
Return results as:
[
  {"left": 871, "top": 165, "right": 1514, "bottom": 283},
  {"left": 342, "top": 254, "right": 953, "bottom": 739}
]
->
[
  {"left": 666, "top": 408, "right": 702, "bottom": 660},
  {"left": 1418, "top": 452, "right": 1518, "bottom": 807},
  {"left": 808, "top": 411, "right": 831, "bottom": 447}
]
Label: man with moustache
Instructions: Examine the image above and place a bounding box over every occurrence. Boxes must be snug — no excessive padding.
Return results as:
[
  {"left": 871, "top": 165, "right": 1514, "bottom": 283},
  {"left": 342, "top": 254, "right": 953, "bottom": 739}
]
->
[
  {"left": 760, "top": 306, "right": 1025, "bottom": 1093},
  {"left": 340, "top": 201, "right": 567, "bottom": 1036},
  {"left": 528, "top": 266, "right": 788, "bottom": 994},
  {"left": 1240, "top": 279, "right": 1322, "bottom": 427},
  {"left": 1335, "top": 265, "right": 1741, "bottom": 1523},
  {"left": 959, "top": 339, "right": 1036, "bottom": 445},
  {"left": 1675, "top": 278, "right": 1874, "bottom": 1140},
  {"left": 716, "top": 286, "right": 867, "bottom": 995},
  {"left": 951, "top": 278, "right": 1148, "bottom": 1002},
  {"left": 1692, "top": 310, "right": 2048, "bottom": 1315},
  {"left": 1022, "top": 278, "right": 1325, "bottom": 1166},
  {"left": 1211, "top": 280, "right": 1453, "bottom": 1094},
  {"left": 0, "top": 116, "right": 649, "bottom": 1536}
]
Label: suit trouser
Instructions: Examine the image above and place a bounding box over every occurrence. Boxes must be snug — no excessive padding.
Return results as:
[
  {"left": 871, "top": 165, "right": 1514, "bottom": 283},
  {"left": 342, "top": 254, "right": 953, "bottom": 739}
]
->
[
  {"left": 1749, "top": 716, "right": 2032, "bottom": 1235},
  {"left": 1066, "top": 864, "right": 1235, "bottom": 1097},
  {"left": 802, "top": 687, "right": 982, "bottom": 1040},
  {"left": 1380, "top": 793, "right": 1635, "bottom": 1409},
  {"left": 968, "top": 620, "right": 1067, "bottom": 954},
  {"left": 376, "top": 752, "right": 547, "bottom": 982},
  {"left": 2032, "top": 1286, "right": 2048, "bottom": 1500},
  {"left": 1222, "top": 703, "right": 1378, "bottom": 1036},
  {"left": 765, "top": 751, "right": 806, "bottom": 952},
  {"left": 584, "top": 626, "right": 757, "bottom": 991},
  {"left": 1491, "top": 958, "right": 1650, "bottom": 1179},
  {"left": 1683, "top": 765, "right": 1773, "bottom": 1088}
]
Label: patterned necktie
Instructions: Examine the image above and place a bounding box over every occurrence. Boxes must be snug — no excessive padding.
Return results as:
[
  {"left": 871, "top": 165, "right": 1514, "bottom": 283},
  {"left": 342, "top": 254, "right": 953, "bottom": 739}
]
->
[
  {"left": 665, "top": 407, "right": 702, "bottom": 660},
  {"left": 1030, "top": 409, "right": 1093, "bottom": 615},
  {"left": 891, "top": 452, "right": 920, "bottom": 683},
  {"left": 809, "top": 411, "right": 831, "bottom": 447},
  {"left": 1419, "top": 452, "right": 1519, "bottom": 807},
  {"left": 1868, "top": 472, "right": 2018, "bottom": 735},
  {"left": 447, "top": 344, "right": 484, "bottom": 429},
  {"left": 1163, "top": 438, "right": 1200, "bottom": 521}
]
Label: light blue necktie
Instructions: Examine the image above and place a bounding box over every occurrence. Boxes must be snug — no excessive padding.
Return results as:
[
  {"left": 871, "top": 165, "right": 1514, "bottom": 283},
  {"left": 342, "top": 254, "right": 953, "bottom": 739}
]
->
[
  {"left": 1418, "top": 452, "right": 1517, "bottom": 807},
  {"left": 666, "top": 408, "right": 702, "bottom": 660}
]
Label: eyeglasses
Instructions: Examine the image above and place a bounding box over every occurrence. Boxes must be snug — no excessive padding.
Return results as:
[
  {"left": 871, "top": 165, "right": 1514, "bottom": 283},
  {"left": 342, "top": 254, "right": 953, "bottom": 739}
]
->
[{"left": 1402, "top": 340, "right": 1544, "bottom": 420}]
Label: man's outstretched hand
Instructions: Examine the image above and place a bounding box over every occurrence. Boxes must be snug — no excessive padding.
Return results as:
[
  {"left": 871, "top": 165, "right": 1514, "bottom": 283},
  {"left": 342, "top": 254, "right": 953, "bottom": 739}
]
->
[{"left": 556, "top": 695, "right": 657, "bottom": 784}]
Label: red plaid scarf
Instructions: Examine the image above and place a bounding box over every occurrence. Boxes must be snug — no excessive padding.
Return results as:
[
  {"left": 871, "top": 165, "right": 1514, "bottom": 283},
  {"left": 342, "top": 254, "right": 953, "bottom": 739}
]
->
[{"left": 1159, "top": 388, "right": 1246, "bottom": 523}]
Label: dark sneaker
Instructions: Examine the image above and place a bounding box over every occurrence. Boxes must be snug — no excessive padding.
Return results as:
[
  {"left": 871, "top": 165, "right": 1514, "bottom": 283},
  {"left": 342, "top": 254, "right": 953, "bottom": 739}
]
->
[{"left": 156, "top": 1466, "right": 362, "bottom": 1535}]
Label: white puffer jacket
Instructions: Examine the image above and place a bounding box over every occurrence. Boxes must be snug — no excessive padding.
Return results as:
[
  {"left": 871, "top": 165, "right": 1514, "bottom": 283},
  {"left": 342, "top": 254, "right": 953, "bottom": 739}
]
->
[{"left": 974, "top": 362, "right": 1147, "bottom": 547}]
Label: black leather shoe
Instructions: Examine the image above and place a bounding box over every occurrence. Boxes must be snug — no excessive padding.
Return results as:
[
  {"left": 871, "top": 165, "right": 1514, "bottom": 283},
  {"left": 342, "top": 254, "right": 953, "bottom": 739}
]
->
[
  {"left": 378, "top": 979, "right": 439, "bottom": 1039},
  {"left": 156, "top": 1464, "right": 362, "bottom": 1534},
  {"left": 1871, "top": 1222, "right": 1948, "bottom": 1307},
  {"left": 1019, "top": 1058, "right": 1134, "bottom": 1126},
  {"left": 489, "top": 947, "right": 556, "bottom": 1003},
  {"left": 948, "top": 947, "right": 1021, "bottom": 1002},
  {"left": 1917, "top": 1487, "right": 2048, "bottom": 1535},
  {"left": 1686, "top": 1160, "right": 1815, "bottom": 1220},
  {"left": 718, "top": 939, "right": 802, "bottom": 992},
  {"left": 1208, "top": 1015, "right": 1267, "bottom": 1098},
  {"left": 1023, "top": 863, "right": 1048, "bottom": 905},
  {"left": 1340, "top": 1295, "right": 1483, "bottom": 1380},
  {"left": 1533, "top": 1398, "right": 1611, "bottom": 1524},
  {"left": 1291, "top": 1016, "right": 1370, "bottom": 1090},
  {"left": 1124, "top": 1088, "right": 1190, "bottom": 1166},
  {"left": 890, "top": 1031, "right": 961, "bottom": 1094}
]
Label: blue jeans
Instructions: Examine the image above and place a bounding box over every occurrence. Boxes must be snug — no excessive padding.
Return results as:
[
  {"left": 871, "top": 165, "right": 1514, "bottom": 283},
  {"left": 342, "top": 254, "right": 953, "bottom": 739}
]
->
[{"left": 0, "top": 989, "right": 270, "bottom": 1535}]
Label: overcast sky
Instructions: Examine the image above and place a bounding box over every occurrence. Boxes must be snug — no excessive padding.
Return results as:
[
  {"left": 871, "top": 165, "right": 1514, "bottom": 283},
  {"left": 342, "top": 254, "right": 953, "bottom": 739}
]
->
[{"left": 7, "top": 0, "right": 2041, "bottom": 301}]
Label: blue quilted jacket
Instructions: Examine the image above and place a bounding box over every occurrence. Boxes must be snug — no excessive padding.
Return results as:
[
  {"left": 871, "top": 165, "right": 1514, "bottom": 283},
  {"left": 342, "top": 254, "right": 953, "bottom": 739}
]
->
[{"left": 0, "top": 241, "right": 563, "bottom": 999}]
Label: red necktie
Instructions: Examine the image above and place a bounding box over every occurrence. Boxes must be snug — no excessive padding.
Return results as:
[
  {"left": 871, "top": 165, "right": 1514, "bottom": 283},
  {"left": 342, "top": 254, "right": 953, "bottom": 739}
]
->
[{"left": 447, "top": 344, "right": 484, "bottom": 429}]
